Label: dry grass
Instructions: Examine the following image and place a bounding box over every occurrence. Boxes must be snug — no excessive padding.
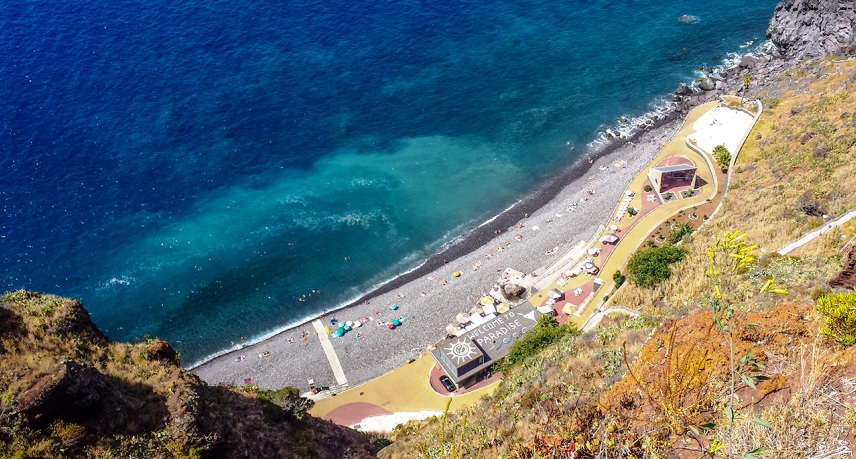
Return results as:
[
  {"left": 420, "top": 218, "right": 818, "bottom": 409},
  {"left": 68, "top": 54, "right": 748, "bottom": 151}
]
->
[
  {"left": 600, "top": 317, "right": 726, "bottom": 445},
  {"left": 386, "top": 58, "right": 856, "bottom": 459},
  {"left": 613, "top": 59, "right": 856, "bottom": 316},
  {"left": 382, "top": 316, "right": 654, "bottom": 458},
  {"left": 719, "top": 341, "right": 854, "bottom": 458}
]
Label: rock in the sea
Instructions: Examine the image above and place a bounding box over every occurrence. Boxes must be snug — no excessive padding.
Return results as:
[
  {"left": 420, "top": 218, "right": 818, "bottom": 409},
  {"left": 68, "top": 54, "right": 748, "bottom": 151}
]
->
[
  {"left": 767, "top": 0, "right": 856, "bottom": 59},
  {"left": 699, "top": 77, "right": 716, "bottom": 91},
  {"left": 674, "top": 84, "right": 692, "bottom": 96}
]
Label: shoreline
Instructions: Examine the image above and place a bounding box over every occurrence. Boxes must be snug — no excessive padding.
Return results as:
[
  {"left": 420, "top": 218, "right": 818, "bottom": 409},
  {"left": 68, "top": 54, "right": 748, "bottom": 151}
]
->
[
  {"left": 191, "top": 107, "right": 690, "bottom": 390},
  {"left": 192, "top": 45, "right": 788, "bottom": 389},
  {"left": 186, "top": 101, "right": 683, "bottom": 371}
]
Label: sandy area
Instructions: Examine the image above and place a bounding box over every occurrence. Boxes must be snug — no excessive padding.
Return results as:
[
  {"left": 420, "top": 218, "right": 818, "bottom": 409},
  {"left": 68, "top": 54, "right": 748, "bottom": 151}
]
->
[
  {"left": 356, "top": 411, "right": 444, "bottom": 432},
  {"left": 687, "top": 105, "right": 756, "bottom": 155},
  {"left": 192, "top": 115, "right": 685, "bottom": 392}
]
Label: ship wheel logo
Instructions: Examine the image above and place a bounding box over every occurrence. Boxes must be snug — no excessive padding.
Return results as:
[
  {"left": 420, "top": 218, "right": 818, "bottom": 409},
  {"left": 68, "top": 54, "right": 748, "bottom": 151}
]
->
[{"left": 444, "top": 339, "right": 479, "bottom": 364}]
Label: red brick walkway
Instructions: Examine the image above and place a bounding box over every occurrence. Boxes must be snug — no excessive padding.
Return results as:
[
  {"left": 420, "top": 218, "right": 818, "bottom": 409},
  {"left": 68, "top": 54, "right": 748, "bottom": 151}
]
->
[
  {"left": 322, "top": 402, "right": 392, "bottom": 426},
  {"left": 429, "top": 364, "right": 502, "bottom": 395}
]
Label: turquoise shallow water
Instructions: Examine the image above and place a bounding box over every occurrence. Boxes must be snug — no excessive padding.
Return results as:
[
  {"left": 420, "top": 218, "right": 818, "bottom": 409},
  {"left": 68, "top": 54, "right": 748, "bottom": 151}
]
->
[{"left": 0, "top": 0, "right": 777, "bottom": 364}]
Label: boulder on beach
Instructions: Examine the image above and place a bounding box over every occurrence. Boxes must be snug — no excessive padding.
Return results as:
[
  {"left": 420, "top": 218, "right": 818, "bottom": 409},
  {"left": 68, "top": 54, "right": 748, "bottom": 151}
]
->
[
  {"left": 674, "top": 84, "right": 692, "bottom": 96},
  {"left": 739, "top": 56, "right": 760, "bottom": 68},
  {"left": 698, "top": 77, "right": 715, "bottom": 91},
  {"left": 504, "top": 283, "right": 525, "bottom": 298}
]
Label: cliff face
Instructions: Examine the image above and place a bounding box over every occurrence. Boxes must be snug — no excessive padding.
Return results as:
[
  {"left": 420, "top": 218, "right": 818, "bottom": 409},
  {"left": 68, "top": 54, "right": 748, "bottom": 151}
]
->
[
  {"left": 767, "top": 0, "right": 856, "bottom": 58},
  {"left": 0, "top": 291, "right": 376, "bottom": 458}
]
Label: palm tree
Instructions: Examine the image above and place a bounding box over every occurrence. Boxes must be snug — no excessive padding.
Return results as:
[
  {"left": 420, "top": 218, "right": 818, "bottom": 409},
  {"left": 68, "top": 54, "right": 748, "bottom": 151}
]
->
[{"left": 741, "top": 73, "right": 752, "bottom": 102}]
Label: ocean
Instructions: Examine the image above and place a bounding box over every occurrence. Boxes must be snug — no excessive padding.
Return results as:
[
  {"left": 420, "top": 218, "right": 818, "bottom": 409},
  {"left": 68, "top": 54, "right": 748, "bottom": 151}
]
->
[{"left": 0, "top": 0, "right": 776, "bottom": 365}]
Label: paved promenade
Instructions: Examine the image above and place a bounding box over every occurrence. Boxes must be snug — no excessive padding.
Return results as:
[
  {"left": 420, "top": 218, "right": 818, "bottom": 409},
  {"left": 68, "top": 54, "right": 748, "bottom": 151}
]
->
[{"left": 312, "top": 319, "right": 348, "bottom": 386}]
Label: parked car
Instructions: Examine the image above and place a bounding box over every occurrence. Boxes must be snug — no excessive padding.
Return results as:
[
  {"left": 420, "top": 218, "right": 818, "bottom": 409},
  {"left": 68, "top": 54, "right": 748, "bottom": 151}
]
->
[{"left": 439, "top": 375, "right": 456, "bottom": 392}]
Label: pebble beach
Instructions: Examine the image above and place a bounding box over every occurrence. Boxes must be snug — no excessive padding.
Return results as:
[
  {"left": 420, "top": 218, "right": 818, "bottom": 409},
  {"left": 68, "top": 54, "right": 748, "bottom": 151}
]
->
[
  {"left": 192, "top": 115, "right": 686, "bottom": 392},
  {"left": 195, "top": 50, "right": 803, "bottom": 393}
]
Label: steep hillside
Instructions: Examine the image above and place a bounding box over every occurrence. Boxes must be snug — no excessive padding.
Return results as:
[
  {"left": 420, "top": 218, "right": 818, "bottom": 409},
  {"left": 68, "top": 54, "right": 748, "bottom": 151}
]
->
[
  {"left": 380, "top": 59, "right": 856, "bottom": 459},
  {"left": 381, "top": 299, "right": 856, "bottom": 458},
  {"left": 0, "top": 290, "right": 376, "bottom": 458},
  {"left": 614, "top": 58, "right": 856, "bottom": 313}
]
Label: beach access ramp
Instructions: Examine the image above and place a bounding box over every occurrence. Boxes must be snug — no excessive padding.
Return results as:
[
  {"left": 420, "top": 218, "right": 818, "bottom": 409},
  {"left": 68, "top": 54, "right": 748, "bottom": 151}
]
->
[{"left": 312, "top": 319, "right": 348, "bottom": 386}]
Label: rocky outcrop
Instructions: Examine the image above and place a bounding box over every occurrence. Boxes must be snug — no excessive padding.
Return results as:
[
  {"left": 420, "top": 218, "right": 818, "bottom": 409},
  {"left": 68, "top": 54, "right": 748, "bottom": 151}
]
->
[
  {"left": 767, "top": 0, "right": 856, "bottom": 59},
  {"left": 830, "top": 247, "right": 856, "bottom": 289},
  {"left": 0, "top": 291, "right": 377, "bottom": 458},
  {"left": 146, "top": 338, "right": 178, "bottom": 363},
  {"left": 16, "top": 359, "right": 111, "bottom": 423},
  {"left": 698, "top": 77, "right": 716, "bottom": 91},
  {"left": 52, "top": 298, "right": 109, "bottom": 344},
  {"left": 674, "top": 84, "right": 692, "bottom": 96}
]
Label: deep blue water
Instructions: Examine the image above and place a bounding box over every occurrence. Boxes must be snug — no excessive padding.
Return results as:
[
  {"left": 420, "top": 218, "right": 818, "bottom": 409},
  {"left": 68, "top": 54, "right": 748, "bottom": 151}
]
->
[{"left": 1, "top": 0, "right": 776, "bottom": 364}]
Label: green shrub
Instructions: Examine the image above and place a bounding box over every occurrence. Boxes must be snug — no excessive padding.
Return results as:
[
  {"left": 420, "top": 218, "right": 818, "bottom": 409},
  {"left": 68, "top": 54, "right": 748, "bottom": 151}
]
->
[
  {"left": 50, "top": 420, "right": 85, "bottom": 446},
  {"left": 627, "top": 245, "right": 688, "bottom": 288},
  {"left": 612, "top": 270, "right": 625, "bottom": 288},
  {"left": 811, "top": 288, "right": 831, "bottom": 302},
  {"left": 713, "top": 144, "right": 731, "bottom": 170},
  {"left": 667, "top": 223, "right": 693, "bottom": 245},
  {"left": 165, "top": 441, "right": 202, "bottom": 459},
  {"left": 643, "top": 184, "right": 653, "bottom": 192},
  {"left": 816, "top": 289, "right": 856, "bottom": 346},
  {"left": 502, "top": 315, "right": 578, "bottom": 369},
  {"left": 760, "top": 96, "right": 780, "bottom": 109},
  {"left": 255, "top": 386, "right": 314, "bottom": 421},
  {"left": 0, "top": 451, "right": 29, "bottom": 459}
]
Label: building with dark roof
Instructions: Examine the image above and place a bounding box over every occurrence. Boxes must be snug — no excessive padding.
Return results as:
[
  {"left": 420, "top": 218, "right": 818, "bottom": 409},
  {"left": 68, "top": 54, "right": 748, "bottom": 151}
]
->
[
  {"left": 647, "top": 157, "right": 697, "bottom": 194},
  {"left": 431, "top": 309, "right": 540, "bottom": 389}
]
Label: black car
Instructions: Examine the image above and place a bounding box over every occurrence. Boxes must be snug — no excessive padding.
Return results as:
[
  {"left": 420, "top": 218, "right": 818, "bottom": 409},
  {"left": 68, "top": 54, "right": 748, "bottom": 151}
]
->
[{"left": 439, "top": 375, "right": 456, "bottom": 392}]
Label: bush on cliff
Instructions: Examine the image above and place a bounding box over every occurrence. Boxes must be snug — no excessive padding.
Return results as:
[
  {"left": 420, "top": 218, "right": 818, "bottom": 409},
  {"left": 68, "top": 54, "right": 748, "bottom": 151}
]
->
[
  {"left": 501, "top": 315, "right": 578, "bottom": 370},
  {"left": 815, "top": 289, "right": 856, "bottom": 346},
  {"left": 627, "top": 245, "right": 688, "bottom": 288}
]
